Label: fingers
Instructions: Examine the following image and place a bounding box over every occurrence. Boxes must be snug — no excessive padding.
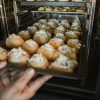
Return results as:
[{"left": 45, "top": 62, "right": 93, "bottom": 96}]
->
[
  {"left": 0, "top": 61, "right": 7, "bottom": 69},
  {"left": 10, "top": 68, "right": 35, "bottom": 92},
  {"left": 22, "top": 75, "right": 52, "bottom": 99}
]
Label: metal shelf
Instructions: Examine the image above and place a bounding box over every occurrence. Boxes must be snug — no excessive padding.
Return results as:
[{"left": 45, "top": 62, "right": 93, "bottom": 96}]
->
[
  {"left": 16, "top": 10, "right": 88, "bottom": 16},
  {"left": 31, "top": 10, "right": 88, "bottom": 15},
  {"left": 20, "top": 1, "right": 86, "bottom": 7}
]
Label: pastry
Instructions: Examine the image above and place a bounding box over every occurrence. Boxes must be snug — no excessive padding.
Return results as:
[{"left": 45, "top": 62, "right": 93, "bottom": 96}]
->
[
  {"left": 54, "top": 26, "right": 65, "bottom": 34},
  {"left": 45, "top": 6, "right": 53, "bottom": 12},
  {"left": 58, "top": 45, "right": 77, "bottom": 60},
  {"left": 49, "top": 38, "right": 64, "bottom": 48},
  {"left": 65, "top": 31, "right": 78, "bottom": 39},
  {"left": 49, "top": 19, "right": 59, "bottom": 25},
  {"left": 67, "top": 39, "right": 81, "bottom": 49},
  {"left": 40, "top": 24, "right": 53, "bottom": 33},
  {"left": 34, "top": 29, "right": 51, "bottom": 44},
  {"left": 54, "top": 33, "right": 66, "bottom": 41},
  {"left": 38, "top": 43, "right": 56, "bottom": 60},
  {"left": 38, "top": 19, "right": 48, "bottom": 25},
  {"left": 49, "top": 54, "right": 78, "bottom": 72},
  {"left": 72, "top": 0, "right": 83, "bottom": 2},
  {"left": 28, "top": 53, "right": 49, "bottom": 69},
  {"left": 71, "top": 21, "right": 81, "bottom": 31},
  {"left": 58, "top": 0, "right": 69, "bottom": 1},
  {"left": 33, "top": 23, "right": 42, "bottom": 29},
  {"left": 59, "top": 20, "right": 70, "bottom": 29},
  {"left": 18, "top": 30, "right": 31, "bottom": 40},
  {"left": 6, "top": 34, "right": 24, "bottom": 48},
  {"left": 0, "top": 47, "right": 8, "bottom": 61},
  {"left": 48, "top": 21, "right": 58, "bottom": 29},
  {"left": 22, "top": 39, "right": 39, "bottom": 54},
  {"left": 27, "top": 26, "right": 38, "bottom": 35},
  {"left": 8, "top": 47, "right": 30, "bottom": 65},
  {"left": 38, "top": 7, "right": 45, "bottom": 11}
]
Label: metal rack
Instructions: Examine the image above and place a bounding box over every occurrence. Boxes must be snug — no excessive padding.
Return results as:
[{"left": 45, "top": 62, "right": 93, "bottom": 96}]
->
[{"left": 11, "top": 0, "right": 96, "bottom": 81}]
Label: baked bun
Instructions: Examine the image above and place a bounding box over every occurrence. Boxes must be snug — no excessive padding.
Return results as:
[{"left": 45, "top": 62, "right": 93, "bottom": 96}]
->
[
  {"left": 58, "top": 45, "right": 77, "bottom": 60},
  {"left": 6, "top": 34, "right": 24, "bottom": 48},
  {"left": 59, "top": 20, "right": 70, "bottom": 29},
  {"left": 45, "top": 6, "right": 53, "bottom": 11},
  {"left": 49, "top": 19, "right": 59, "bottom": 25},
  {"left": 33, "top": 23, "right": 42, "bottom": 29},
  {"left": 49, "top": 54, "right": 78, "bottom": 72},
  {"left": 0, "top": 47, "right": 8, "bottom": 61},
  {"left": 65, "top": 31, "right": 78, "bottom": 40},
  {"left": 41, "top": 24, "right": 53, "bottom": 33},
  {"left": 49, "top": 38, "right": 64, "bottom": 48},
  {"left": 22, "top": 39, "right": 39, "bottom": 54},
  {"left": 54, "top": 26, "right": 65, "bottom": 34},
  {"left": 54, "top": 33, "right": 67, "bottom": 41},
  {"left": 27, "top": 26, "right": 38, "bottom": 35},
  {"left": 18, "top": 30, "right": 31, "bottom": 40},
  {"left": 48, "top": 21, "right": 57, "bottom": 29},
  {"left": 28, "top": 53, "right": 49, "bottom": 69},
  {"left": 71, "top": 21, "right": 81, "bottom": 31},
  {"left": 67, "top": 39, "right": 81, "bottom": 49},
  {"left": 38, "top": 43, "right": 56, "bottom": 60},
  {"left": 38, "top": 7, "right": 45, "bottom": 11},
  {"left": 34, "top": 29, "right": 51, "bottom": 44},
  {"left": 8, "top": 47, "right": 30, "bottom": 65},
  {"left": 38, "top": 19, "right": 48, "bottom": 25}
]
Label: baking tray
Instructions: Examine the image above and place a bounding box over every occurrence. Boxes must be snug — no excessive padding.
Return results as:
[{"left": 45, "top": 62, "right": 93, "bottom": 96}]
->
[
  {"left": 0, "top": 14, "right": 88, "bottom": 80},
  {"left": 20, "top": 1, "right": 86, "bottom": 7}
]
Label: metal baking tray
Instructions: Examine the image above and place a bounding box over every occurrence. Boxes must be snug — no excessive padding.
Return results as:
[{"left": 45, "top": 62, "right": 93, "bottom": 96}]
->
[
  {"left": 20, "top": 1, "right": 86, "bottom": 7},
  {"left": 0, "top": 14, "right": 89, "bottom": 80}
]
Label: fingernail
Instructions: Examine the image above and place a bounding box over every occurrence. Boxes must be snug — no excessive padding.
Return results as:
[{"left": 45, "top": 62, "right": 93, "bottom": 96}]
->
[{"left": 25, "top": 68, "right": 35, "bottom": 76}]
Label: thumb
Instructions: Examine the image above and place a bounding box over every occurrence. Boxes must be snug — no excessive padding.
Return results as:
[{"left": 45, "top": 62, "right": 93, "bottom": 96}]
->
[{"left": 0, "top": 61, "right": 7, "bottom": 69}]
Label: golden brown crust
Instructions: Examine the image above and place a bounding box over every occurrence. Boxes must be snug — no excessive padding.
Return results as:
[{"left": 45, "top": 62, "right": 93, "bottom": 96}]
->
[
  {"left": 6, "top": 34, "right": 24, "bottom": 48},
  {"left": 22, "top": 39, "right": 39, "bottom": 54},
  {"left": 0, "top": 47, "right": 8, "bottom": 61}
]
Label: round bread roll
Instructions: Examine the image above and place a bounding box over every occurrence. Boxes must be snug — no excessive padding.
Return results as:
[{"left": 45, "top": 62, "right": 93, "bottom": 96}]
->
[
  {"left": 49, "top": 38, "right": 64, "bottom": 48},
  {"left": 45, "top": 6, "right": 53, "bottom": 11},
  {"left": 49, "top": 54, "right": 78, "bottom": 72},
  {"left": 38, "top": 19, "right": 48, "bottom": 25},
  {"left": 6, "top": 34, "right": 24, "bottom": 48},
  {"left": 71, "top": 21, "right": 81, "bottom": 31},
  {"left": 8, "top": 47, "right": 30, "bottom": 65},
  {"left": 59, "top": 20, "right": 70, "bottom": 29},
  {"left": 38, "top": 43, "right": 56, "bottom": 60},
  {"left": 38, "top": 7, "right": 45, "bottom": 11},
  {"left": 54, "top": 26, "right": 65, "bottom": 34},
  {"left": 27, "top": 26, "right": 38, "bottom": 35},
  {"left": 33, "top": 23, "right": 42, "bottom": 29},
  {"left": 54, "top": 33, "right": 67, "bottom": 41},
  {"left": 65, "top": 31, "right": 78, "bottom": 40},
  {"left": 0, "top": 47, "right": 8, "bottom": 61},
  {"left": 48, "top": 21, "right": 58, "bottom": 29},
  {"left": 40, "top": 24, "right": 53, "bottom": 33},
  {"left": 58, "top": 45, "right": 77, "bottom": 60},
  {"left": 34, "top": 29, "right": 51, "bottom": 44},
  {"left": 22, "top": 39, "right": 39, "bottom": 54},
  {"left": 18, "top": 30, "right": 31, "bottom": 40},
  {"left": 67, "top": 39, "right": 81, "bottom": 50},
  {"left": 28, "top": 53, "right": 49, "bottom": 69},
  {"left": 49, "top": 19, "right": 59, "bottom": 25}
]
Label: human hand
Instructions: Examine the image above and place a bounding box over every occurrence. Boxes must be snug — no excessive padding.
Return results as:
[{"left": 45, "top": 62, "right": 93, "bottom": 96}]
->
[{"left": 0, "top": 68, "right": 52, "bottom": 100}]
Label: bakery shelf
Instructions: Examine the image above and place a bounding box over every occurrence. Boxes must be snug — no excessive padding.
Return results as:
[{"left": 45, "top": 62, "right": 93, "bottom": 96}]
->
[
  {"left": 20, "top": 1, "right": 86, "bottom": 7},
  {"left": 16, "top": 10, "right": 88, "bottom": 16},
  {"left": 31, "top": 10, "right": 88, "bottom": 15}
]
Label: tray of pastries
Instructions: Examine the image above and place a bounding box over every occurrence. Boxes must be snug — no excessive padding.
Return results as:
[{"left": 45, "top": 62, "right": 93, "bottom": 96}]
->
[
  {"left": 37, "top": 6, "right": 86, "bottom": 13},
  {"left": 0, "top": 15, "right": 83, "bottom": 79}
]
